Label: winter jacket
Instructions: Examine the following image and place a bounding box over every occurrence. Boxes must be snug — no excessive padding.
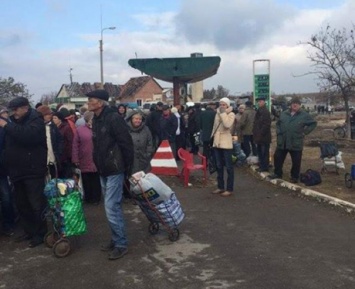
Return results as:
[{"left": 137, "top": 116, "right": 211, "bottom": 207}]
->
[
  {"left": 159, "top": 113, "right": 178, "bottom": 143},
  {"left": 253, "top": 106, "right": 272, "bottom": 144},
  {"left": 3, "top": 108, "right": 47, "bottom": 181},
  {"left": 199, "top": 108, "right": 216, "bottom": 142},
  {"left": 276, "top": 108, "right": 317, "bottom": 151},
  {"left": 92, "top": 106, "right": 134, "bottom": 177},
  {"left": 57, "top": 121, "right": 74, "bottom": 163},
  {"left": 48, "top": 122, "right": 63, "bottom": 165},
  {"left": 211, "top": 107, "right": 235, "bottom": 149},
  {"left": 127, "top": 121, "right": 154, "bottom": 174},
  {"left": 239, "top": 107, "right": 256, "bottom": 135},
  {"left": 72, "top": 124, "right": 97, "bottom": 173},
  {"left": 186, "top": 110, "right": 200, "bottom": 135}
]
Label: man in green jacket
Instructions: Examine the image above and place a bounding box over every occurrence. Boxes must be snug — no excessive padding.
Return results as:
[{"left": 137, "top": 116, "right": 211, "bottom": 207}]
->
[{"left": 269, "top": 96, "right": 317, "bottom": 183}]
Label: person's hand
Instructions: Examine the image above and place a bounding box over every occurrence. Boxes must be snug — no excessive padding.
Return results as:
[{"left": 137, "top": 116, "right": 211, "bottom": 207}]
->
[{"left": 0, "top": 118, "right": 8, "bottom": 128}]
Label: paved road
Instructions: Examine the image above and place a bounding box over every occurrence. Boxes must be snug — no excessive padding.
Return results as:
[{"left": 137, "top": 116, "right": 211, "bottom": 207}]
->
[{"left": 1, "top": 167, "right": 355, "bottom": 289}]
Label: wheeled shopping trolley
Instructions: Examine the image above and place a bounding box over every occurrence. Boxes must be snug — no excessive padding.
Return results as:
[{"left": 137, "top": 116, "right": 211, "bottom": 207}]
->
[
  {"left": 129, "top": 172, "right": 184, "bottom": 242},
  {"left": 43, "top": 178, "right": 87, "bottom": 257}
]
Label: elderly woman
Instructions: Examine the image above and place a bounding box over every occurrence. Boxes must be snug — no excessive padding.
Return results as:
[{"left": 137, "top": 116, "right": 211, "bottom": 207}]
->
[
  {"left": 72, "top": 111, "right": 101, "bottom": 204},
  {"left": 211, "top": 97, "right": 236, "bottom": 197},
  {"left": 53, "top": 111, "right": 74, "bottom": 178},
  {"left": 126, "top": 111, "right": 154, "bottom": 174}
]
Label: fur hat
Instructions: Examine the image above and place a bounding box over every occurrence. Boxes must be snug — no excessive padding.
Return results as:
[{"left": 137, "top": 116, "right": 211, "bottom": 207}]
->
[
  {"left": 219, "top": 97, "right": 231, "bottom": 107},
  {"left": 36, "top": 105, "right": 52, "bottom": 116},
  {"left": 291, "top": 96, "right": 301, "bottom": 104}
]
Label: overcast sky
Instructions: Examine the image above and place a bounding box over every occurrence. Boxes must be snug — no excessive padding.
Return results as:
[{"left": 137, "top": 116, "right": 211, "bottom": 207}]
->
[{"left": 0, "top": 0, "right": 354, "bottom": 101}]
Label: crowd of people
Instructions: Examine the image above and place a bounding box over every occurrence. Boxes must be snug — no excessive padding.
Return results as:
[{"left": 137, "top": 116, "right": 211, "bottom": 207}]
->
[{"left": 0, "top": 92, "right": 317, "bottom": 260}]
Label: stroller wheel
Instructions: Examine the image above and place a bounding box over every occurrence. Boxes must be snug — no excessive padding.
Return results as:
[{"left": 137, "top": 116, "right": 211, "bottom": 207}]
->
[
  {"left": 53, "top": 239, "right": 71, "bottom": 258},
  {"left": 345, "top": 173, "right": 353, "bottom": 188},
  {"left": 44, "top": 232, "right": 60, "bottom": 248},
  {"left": 148, "top": 223, "right": 159, "bottom": 235},
  {"left": 168, "top": 228, "right": 180, "bottom": 242}
]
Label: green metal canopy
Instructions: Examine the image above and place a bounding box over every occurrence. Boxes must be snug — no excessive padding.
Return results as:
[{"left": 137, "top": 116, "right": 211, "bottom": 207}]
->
[{"left": 128, "top": 56, "right": 221, "bottom": 83}]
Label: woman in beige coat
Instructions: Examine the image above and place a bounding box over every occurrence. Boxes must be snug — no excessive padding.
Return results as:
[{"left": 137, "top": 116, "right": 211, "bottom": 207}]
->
[{"left": 211, "top": 97, "right": 236, "bottom": 197}]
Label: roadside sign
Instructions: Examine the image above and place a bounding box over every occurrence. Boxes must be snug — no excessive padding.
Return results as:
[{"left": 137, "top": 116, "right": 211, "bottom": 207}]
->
[{"left": 253, "top": 60, "right": 271, "bottom": 111}]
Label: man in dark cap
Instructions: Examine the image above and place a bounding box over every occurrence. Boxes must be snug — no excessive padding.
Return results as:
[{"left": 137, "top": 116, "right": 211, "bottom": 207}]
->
[
  {"left": 86, "top": 89, "right": 134, "bottom": 260},
  {"left": 253, "top": 97, "right": 272, "bottom": 172},
  {"left": 0, "top": 97, "right": 47, "bottom": 247},
  {"left": 269, "top": 96, "right": 317, "bottom": 183},
  {"left": 239, "top": 100, "right": 257, "bottom": 158}
]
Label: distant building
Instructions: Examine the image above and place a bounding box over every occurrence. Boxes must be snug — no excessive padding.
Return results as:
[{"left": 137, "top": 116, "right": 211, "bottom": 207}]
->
[{"left": 55, "top": 76, "right": 164, "bottom": 109}]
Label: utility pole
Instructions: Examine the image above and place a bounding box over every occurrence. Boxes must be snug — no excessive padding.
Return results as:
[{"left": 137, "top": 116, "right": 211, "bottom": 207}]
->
[{"left": 69, "top": 68, "right": 73, "bottom": 84}]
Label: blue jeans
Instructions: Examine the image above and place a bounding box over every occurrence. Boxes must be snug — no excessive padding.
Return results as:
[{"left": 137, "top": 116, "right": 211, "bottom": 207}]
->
[
  {"left": 214, "top": 148, "right": 234, "bottom": 192},
  {"left": 0, "top": 176, "right": 15, "bottom": 231},
  {"left": 100, "top": 174, "right": 127, "bottom": 249}
]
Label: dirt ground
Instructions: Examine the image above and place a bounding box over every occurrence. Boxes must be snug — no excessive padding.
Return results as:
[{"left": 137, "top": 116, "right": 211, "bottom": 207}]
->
[{"left": 270, "top": 112, "right": 355, "bottom": 203}]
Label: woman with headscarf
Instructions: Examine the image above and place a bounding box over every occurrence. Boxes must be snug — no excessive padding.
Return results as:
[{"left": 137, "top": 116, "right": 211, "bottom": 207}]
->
[
  {"left": 53, "top": 111, "right": 74, "bottom": 178},
  {"left": 72, "top": 111, "right": 101, "bottom": 204},
  {"left": 126, "top": 111, "right": 154, "bottom": 174},
  {"left": 117, "top": 104, "right": 127, "bottom": 119}
]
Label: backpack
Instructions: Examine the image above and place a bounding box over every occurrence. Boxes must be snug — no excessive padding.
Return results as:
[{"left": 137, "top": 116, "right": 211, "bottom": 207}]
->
[{"left": 300, "top": 169, "right": 322, "bottom": 186}]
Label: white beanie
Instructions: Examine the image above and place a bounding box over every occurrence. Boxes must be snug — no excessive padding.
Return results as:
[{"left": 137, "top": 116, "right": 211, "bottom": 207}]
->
[{"left": 219, "top": 97, "right": 230, "bottom": 107}]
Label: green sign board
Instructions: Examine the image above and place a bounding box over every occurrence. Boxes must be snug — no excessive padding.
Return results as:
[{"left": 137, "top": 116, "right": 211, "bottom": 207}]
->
[{"left": 254, "top": 74, "right": 270, "bottom": 109}]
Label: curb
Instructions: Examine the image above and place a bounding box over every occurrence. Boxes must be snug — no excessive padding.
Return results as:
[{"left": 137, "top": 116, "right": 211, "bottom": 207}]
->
[{"left": 251, "top": 165, "right": 355, "bottom": 213}]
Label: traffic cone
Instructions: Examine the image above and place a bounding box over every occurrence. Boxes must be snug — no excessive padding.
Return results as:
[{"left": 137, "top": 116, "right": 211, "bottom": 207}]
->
[{"left": 150, "top": 140, "right": 179, "bottom": 176}]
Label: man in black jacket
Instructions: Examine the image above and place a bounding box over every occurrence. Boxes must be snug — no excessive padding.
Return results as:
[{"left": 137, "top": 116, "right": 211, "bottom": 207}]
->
[
  {"left": 0, "top": 97, "right": 48, "bottom": 248},
  {"left": 87, "top": 89, "right": 134, "bottom": 260}
]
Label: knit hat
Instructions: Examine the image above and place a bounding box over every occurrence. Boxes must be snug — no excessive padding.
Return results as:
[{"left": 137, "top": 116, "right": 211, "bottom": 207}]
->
[
  {"left": 0, "top": 105, "right": 9, "bottom": 115},
  {"left": 59, "top": 107, "right": 70, "bottom": 118},
  {"left": 36, "top": 105, "right": 52, "bottom": 116},
  {"left": 83, "top": 111, "right": 94, "bottom": 123},
  {"left": 53, "top": 111, "right": 65, "bottom": 122},
  {"left": 219, "top": 97, "right": 231, "bottom": 107}
]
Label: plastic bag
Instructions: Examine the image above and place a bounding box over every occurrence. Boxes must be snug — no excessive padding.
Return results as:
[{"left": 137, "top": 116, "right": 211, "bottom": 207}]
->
[{"left": 130, "top": 171, "right": 174, "bottom": 204}]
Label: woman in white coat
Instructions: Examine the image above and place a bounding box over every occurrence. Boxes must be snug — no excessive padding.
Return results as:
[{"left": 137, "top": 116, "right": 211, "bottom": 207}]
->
[{"left": 211, "top": 97, "right": 236, "bottom": 197}]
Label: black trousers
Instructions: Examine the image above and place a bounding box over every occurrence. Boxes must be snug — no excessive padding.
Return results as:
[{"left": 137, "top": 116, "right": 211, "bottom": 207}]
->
[
  {"left": 257, "top": 143, "right": 270, "bottom": 171},
  {"left": 81, "top": 172, "right": 101, "bottom": 203},
  {"left": 13, "top": 177, "right": 47, "bottom": 238},
  {"left": 242, "top": 135, "right": 257, "bottom": 157},
  {"left": 273, "top": 148, "right": 303, "bottom": 179}
]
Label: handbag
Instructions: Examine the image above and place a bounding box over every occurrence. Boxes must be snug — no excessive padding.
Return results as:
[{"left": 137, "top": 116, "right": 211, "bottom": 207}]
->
[
  {"left": 207, "top": 122, "right": 222, "bottom": 174},
  {"left": 207, "top": 149, "right": 217, "bottom": 174},
  {"left": 193, "top": 132, "right": 201, "bottom": 146}
]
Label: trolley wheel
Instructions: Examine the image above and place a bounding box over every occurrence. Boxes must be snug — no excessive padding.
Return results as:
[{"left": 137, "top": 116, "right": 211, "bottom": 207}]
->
[
  {"left": 334, "top": 127, "right": 346, "bottom": 139},
  {"left": 168, "top": 228, "right": 180, "bottom": 242},
  {"left": 44, "top": 231, "right": 60, "bottom": 248},
  {"left": 53, "top": 239, "right": 71, "bottom": 258},
  {"left": 148, "top": 223, "right": 160, "bottom": 235},
  {"left": 345, "top": 173, "right": 353, "bottom": 188}
]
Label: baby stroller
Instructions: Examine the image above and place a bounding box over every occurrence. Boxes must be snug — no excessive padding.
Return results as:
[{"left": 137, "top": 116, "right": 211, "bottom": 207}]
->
[
  {"left": 43, "top": 169, "right": 87, "bottom": 258},
  {"left": 319, "top": 141, "right": 340, "bottom": 174}
]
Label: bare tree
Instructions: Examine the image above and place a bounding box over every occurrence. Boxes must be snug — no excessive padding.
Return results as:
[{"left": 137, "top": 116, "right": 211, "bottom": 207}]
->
[
  {"left": 40, "top": 91, "right": 57, "bottom": 105},
  {"left": 300, "top": 24, "right": 355, "bottom": 136},
  {"left": 0, "top": 77, "right": 32, "bottom": 105}
]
